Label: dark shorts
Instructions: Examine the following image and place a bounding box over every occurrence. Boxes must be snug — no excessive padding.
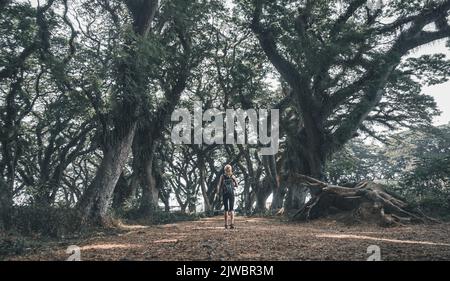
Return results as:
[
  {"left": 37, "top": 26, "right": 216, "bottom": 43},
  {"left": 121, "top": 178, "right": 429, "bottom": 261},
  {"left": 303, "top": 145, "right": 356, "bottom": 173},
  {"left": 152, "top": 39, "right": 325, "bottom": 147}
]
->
[{"left": 223, "top": 192, "right": 235, "bottom": 212}]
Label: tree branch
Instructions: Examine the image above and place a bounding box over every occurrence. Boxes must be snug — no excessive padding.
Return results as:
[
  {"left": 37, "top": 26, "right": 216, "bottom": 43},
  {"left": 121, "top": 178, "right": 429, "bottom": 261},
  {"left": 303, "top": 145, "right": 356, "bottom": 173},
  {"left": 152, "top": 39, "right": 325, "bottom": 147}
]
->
[
  {"left": 250, "top": 0, "right": 307, "bottom": 93},
  {"left": 330, "top": 0, "right": 368, "bottom": 38}
]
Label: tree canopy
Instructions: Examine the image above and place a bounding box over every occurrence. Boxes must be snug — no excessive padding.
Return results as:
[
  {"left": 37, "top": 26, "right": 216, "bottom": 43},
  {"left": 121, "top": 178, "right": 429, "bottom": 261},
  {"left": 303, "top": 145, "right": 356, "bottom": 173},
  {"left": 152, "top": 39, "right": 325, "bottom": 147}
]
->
[{"left": 0, "top": 0, "right": 449, "bottom": 231}]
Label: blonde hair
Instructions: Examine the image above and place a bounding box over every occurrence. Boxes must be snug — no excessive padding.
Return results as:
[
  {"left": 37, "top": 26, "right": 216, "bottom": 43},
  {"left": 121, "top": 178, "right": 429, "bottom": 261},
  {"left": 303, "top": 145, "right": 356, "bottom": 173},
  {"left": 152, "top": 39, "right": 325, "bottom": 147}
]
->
[{"left": 224, "top": 164, "right": 232, "bottom": 176}]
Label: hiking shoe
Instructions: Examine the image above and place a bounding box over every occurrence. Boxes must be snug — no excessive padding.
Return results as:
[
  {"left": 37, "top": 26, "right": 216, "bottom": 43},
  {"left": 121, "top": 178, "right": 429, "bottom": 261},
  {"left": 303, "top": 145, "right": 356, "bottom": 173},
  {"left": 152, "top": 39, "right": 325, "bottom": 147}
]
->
[
  {"left": 224, "top": 224, "right": 228, "bottom": 229},
  {"left": 230, "top": 224, "right": 235, "bottom": 229}
]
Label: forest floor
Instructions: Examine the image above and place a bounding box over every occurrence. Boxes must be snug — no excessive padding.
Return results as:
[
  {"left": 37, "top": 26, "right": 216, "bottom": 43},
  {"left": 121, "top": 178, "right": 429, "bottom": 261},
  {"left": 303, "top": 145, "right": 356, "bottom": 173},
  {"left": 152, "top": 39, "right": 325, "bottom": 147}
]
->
[{"left": 5, "top": 216, "right": 450, "bottom": 261}]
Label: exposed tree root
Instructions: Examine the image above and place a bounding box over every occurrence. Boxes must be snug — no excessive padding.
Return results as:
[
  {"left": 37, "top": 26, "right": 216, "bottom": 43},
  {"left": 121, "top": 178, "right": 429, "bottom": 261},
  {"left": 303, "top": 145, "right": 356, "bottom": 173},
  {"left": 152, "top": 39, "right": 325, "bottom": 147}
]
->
[{"left": 290, "top": 174, "right": 439, "bottom": 227}]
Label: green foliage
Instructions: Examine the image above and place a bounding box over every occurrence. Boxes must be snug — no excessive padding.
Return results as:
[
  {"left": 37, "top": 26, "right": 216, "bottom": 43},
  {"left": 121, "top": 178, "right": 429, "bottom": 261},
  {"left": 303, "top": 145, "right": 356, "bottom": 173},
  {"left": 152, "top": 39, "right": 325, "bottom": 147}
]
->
[
  {"left": 397, "top": 126, "right": 450, "bottom": 205},
  {"left": 403, "top": 54, "right": 450, "bottom": 86},
  {"left": 413, "top": 195, "right": 450, "bottom": 220},
  {"left": 0, "top": 3, "right": 36, "bottom": 58},
  {"left": 325, "top": 139, "right": 388, "bottom": 184},
  {"left": 327, "top": 124, "right": 450, "bottom": 218}
]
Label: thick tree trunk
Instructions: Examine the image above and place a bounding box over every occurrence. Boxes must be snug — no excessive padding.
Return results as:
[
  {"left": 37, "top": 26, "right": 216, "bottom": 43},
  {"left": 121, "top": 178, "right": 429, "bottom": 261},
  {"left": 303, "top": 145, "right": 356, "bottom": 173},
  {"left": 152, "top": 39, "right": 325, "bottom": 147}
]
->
[
  {"left": 112, "top": 173, "right": 132, "bottom": 210},
  {"left": 255, "top": 191, "right": 270, "bottom": 213},
  {"left": 153, "top": 170, "right": 167, "bottom": 212},
  {"left": 75, "top": 0, "right": 159, "bottom": 226},
  {"left": 0, "top": 177, "right": 13, "bottom": 230},
  {"left": 210, "top": 173, "right": 224, "bottom": 212},
  {"left": 260, "top": 154, "right": 286, "bottom": 211},
  {"left": 139, "top": 156, "right": 159, "bottom": 215},
  {"left": 196, "top": 152, "right": 214, "bottom": 214},
  {"left": 1, "top": 166, "right": 15, "bottom": 230},
  {"left": 234, "top": 159, "right": 251, "bottom": 214},
  {"left": 255, "top": 194, "right": 265, "bottom": 213},
  {"left": 199, "top": 160, "right": 212, "bottom": 214},
  {"left": 285, "top": 182, "right": 309, "bottom": 212},
  {"left": 77, "top": 122, "right": 137, "bottom": 225},
  {"left": 242, "top": 179, "right": 252, "bottom": 214},
  {"left": 283, "top": 160, "right": 314, "bottom": 212},
  {"left": 1, "top": 93, "right": 17, "bottom": 230},
  {"left": 132, "top": 127, "right": 160, "bottom": 216},
  {"left": 255, "top": 179, "right": 273, "bottom": 213},
  {"left": 158, "top": 175, "right": 171, "bottom": 213},
  {"left": 270, "top": 184, "right": 286, "bottom": 210},
  {"left": 283, "top": 127, "right": 326, "bottom": 212},
  {"left": 200, "top": 180, "right": 212, "bottom": 214},
  {"left": 270, "top": 170, "right": 286, "bottom": 211}
]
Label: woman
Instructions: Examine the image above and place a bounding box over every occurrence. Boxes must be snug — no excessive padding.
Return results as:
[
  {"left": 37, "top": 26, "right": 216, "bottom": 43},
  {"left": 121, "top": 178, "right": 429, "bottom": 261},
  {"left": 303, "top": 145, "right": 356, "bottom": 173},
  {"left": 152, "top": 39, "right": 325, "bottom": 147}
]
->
[{"left": 216, "top": 164, "right": 238, "bottom": 229}]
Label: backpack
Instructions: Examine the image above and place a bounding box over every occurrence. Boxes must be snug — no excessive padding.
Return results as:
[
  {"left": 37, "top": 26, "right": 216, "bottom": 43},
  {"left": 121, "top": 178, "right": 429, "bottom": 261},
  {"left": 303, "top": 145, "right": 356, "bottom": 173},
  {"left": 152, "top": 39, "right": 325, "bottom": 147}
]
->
[{"left": 223, "top": 174, "right": 234, "bottom": 195}]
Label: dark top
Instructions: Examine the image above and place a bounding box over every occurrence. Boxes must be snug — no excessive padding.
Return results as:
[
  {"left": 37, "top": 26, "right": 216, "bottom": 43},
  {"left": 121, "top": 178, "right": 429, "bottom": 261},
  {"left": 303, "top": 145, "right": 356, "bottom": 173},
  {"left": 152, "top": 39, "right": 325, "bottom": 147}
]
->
[{"left": 218, "top": 174, "right": 238, "bottom": 193}]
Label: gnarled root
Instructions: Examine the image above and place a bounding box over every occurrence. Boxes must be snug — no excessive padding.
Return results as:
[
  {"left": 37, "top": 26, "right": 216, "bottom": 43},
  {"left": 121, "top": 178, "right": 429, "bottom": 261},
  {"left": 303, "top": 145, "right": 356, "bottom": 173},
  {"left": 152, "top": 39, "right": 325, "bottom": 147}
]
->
[{"left": 291, "top": 174, "right": 439, "bottom": 227}]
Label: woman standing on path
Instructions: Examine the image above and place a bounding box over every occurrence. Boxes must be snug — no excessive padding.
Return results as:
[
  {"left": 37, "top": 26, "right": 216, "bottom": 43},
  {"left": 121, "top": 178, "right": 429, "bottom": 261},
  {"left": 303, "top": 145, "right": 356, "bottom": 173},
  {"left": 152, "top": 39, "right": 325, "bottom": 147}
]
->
[{"left": 216, "top": 164, "right": 238, "bottom": 229}]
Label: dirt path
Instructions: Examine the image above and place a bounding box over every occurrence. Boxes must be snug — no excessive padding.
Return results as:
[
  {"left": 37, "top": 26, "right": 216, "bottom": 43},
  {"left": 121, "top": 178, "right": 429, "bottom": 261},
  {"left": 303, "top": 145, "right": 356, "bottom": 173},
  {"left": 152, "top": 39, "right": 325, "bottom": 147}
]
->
[{"left": 7, "top": 216, "right": 450, "bottom": 261}]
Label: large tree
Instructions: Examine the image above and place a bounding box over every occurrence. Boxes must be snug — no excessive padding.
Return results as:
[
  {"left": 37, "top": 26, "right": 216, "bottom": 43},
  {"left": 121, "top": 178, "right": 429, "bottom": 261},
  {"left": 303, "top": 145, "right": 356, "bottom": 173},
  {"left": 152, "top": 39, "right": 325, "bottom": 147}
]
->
[
  {"left": 130, "top": 0, "right": 220, "bottom": 215},
  {"left": 245, "top": 0, "right": 450, "bottom": 212},
  {"left": 76, "top": 0, "right": 160, "bottom": 225}
]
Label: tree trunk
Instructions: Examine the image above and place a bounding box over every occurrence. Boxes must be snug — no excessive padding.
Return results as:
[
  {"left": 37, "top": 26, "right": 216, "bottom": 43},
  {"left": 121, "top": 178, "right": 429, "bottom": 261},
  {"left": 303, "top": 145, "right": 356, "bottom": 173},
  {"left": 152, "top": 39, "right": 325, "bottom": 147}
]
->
[
  {"left": 270, "top": 186, "right": 285, "bottom": 210},
  {"left": 242, "top": 178, "right": 252, "bottom": 214},
  {"left": 255, "top": 190, "right": 270, "bottom": 213},
  {"left": 284, "top": 182, "right": 309, "bottom": 212},
  {"left": 0, "top": 177, "right": 13, "bottom": 230},
  {"left": 199, "top": 158, "right": 212, "bottom": 215},
  {"left": 112, "top": 173, "right": 132, "bottom": 211},
  {"left": 1, "top": 88, "right": 18, "bottom": 230},
  {"left": 76, "top": 122, "right": 137, "bottom": 225},
  {"left": 234, "top": 158, "right": 251, "bottom": 214},
  {"left": 188, "top": 197, "right": 196, "bottom": 214},
  {"left": 260, "top": 154, "right": 286, "bottom": 211},
  {"left": 75, "top": 0, "right": 159, "bottom": 226},
  {"left": 283, "top": 128, "right": 326, "bottom": 212},
  {"left": 173, "top": 182, "right": 188, "bottom": 214},
  {"left": 1, "top": 163, "right": 15, "bottom": 231},
  {"left": 34, "top": 167, "right": 66, "bottom": 207},
  {"left": 197, "top": 152, "right": 213, "bottom": 214},
  {"left": 139, "top": 156, "right": 159, "bottom": 215},
  {"left": 255, "top": 179, "right": 273, "bottom": 213},
  {"left": 270, "top": 175, "right": 287, "bottom": 211},
  {"left": 210, "top": 173, "right": 224, "bottom": 212},
  {"left": 153, "top": 170, "right": 167, "bottom": 212},
  {"left": 161, "top": 195, "right": 170, "bottom": 212},
  {"left": 131, "top": 126, "right": 160, "bottom": 216}
]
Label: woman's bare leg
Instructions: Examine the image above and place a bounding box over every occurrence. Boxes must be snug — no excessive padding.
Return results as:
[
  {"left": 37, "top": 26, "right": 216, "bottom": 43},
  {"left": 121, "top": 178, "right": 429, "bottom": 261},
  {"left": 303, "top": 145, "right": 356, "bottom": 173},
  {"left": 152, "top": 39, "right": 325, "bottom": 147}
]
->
[
  {"left": 224, "top": 212, "right": 228, "bottom": 227},
  {"left": 230, "top": 211, "right": 234, "bottom": 225}
]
